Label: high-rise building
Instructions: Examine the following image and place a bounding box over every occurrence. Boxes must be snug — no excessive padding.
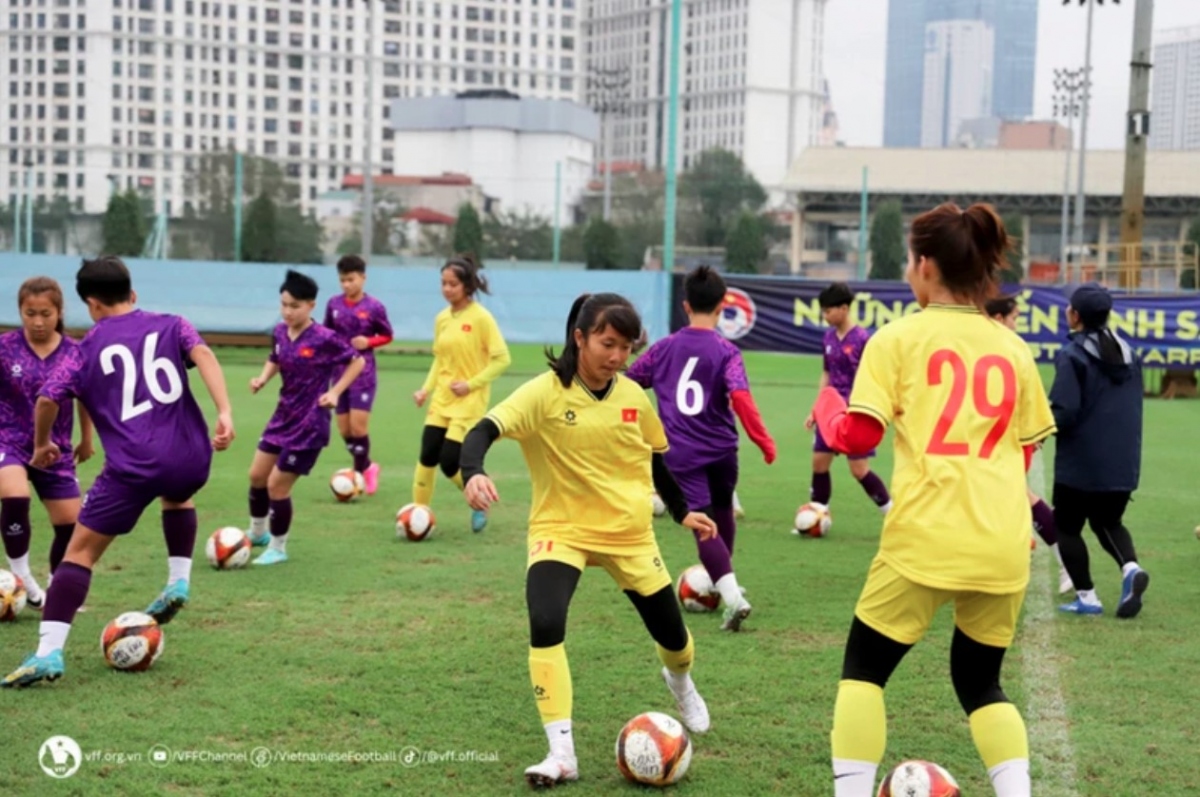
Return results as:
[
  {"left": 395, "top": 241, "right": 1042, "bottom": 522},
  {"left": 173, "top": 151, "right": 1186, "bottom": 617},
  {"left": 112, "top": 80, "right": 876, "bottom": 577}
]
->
[
  {"left": 1, "top": 0, "right": 581, "bottom": 219},
  {"left": 884, "top": 0, "right": 1037, "bottom": 148},
  {"left": 583, "top": 0, "right": 828, "bottom": 190},
  {"left": 1150, "top": 25, "right": 1200, "bottom": 151},
  {"left": 920, "top": 19, "right": 993, "bottom": 148}
]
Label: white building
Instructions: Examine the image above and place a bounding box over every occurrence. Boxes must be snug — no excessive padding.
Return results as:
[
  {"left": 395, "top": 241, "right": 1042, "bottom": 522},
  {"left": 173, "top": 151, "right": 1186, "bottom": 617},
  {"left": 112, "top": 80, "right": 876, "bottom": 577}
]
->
[
  {"left": 390, "top": 94, "right": 597, "bottom": 223},
  {"left": 920, "top": 19, "right": 994, "bottom": 149},
  {"left": 1150, "top": 25, "right": 1200, "bottom": 152},
  {"left": 583, "top": 0, "right": 828, "bottom": 191},
  {"left": 1, "top": 0, "right": 582, "bottom": 220}
]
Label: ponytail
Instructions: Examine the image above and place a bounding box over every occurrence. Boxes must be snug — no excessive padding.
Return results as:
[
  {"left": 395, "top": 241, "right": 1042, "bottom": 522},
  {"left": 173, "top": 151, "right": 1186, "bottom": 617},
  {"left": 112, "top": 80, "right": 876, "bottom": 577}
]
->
[
  {"left": 1093, "top": 329, "right": 1125, "bottom": 365},
  {"left": 544, "top": 292, "right": 644, "bottom": 387},
  {"left": 910, "top": 202, "right": 1010, "bottom": 307},
  {"left": 443, "top": 252, "right": 489, "bottom": 297},
  {"left": 544, "top": 294, "right": 591, "bottom": 387}
]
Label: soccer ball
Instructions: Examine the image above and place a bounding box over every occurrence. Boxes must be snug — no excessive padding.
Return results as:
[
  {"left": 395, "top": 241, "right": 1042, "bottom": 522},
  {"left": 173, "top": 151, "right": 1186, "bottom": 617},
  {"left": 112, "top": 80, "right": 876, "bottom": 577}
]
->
[
  {"left": 0, "top": 569, "right": 27, "bottom": 622},
  {"left": 330, "top": 468, "right": 365, "bottom": 502},
  {"left": 794, "top": 502, "right": 832, "bottom": 538},
  {"left": 396, "top": 503, "right": 437, "bottom": 542},
  {"left": 675, "top": 565, "right": 720, "bottom": 613},
  {"left": 100, "top": 612, "right": 164, "bottom": 672},
  {"left": 877, "top": 761, "right": 961, "bottom": 797},
  {"left": 651, "top": 492, "right": 667, "bottom": 517},
  {"left": 615, "top": 711, "right": 693, "bottom": 786},
  {"left": 205, "top": 527, "right": 251, "bottom": 570}
]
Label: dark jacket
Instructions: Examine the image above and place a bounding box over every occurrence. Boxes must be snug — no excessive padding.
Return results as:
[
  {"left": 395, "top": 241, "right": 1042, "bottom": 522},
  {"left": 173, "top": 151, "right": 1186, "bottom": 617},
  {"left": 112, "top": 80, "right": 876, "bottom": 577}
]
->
[{"left": 1049, "top": 329, "right": 1143, "bottom": 492}]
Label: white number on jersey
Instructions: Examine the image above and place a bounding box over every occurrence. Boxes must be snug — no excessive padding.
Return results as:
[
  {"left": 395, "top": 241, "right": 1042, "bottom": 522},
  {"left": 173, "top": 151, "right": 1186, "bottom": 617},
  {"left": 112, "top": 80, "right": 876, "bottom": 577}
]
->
[
  {"left": 99, "top": 332, "right": 184, "bottom": 422},
  {"left": 675, "top": 356, "right": 705, "bottom": 417}
]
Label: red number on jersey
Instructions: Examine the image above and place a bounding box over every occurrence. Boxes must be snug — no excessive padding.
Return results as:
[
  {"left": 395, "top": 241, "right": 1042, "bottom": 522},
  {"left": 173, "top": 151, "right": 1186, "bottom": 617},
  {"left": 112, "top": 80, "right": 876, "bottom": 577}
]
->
[{"left": 926, "top": 349, "right": 1018, "bottom": 459}]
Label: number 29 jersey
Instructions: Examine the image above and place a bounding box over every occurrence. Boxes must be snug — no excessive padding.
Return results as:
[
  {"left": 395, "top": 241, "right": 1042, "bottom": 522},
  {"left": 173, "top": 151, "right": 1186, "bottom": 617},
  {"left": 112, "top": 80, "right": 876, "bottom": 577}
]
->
[
  {"left": 849, "top": 304, "right": 1056, "bottom": 594},
  {"left": 40, "top": 310, "right": 211, "bottom": 481}
]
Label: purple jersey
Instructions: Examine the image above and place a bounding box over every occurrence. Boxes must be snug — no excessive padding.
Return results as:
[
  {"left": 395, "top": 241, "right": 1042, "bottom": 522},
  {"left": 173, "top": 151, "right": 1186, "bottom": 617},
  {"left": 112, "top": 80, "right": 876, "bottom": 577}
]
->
[
  {"left": 261, "top": 323, "right": 359, "bottom": 451},
  {"left": 0, "top": 330, "right": 77, "bottom": 470},
  {"left": 323, "top": 293, "right": 392, "bottom": 386},
  {"left": 625, "top": 327, "right": 750, "bottom": 466},
  {"left": 823, "top": 326, "right": 870, "bottom": 399},
  {"left": 39, "top": 310, "right": 211, "bottom": 481}
]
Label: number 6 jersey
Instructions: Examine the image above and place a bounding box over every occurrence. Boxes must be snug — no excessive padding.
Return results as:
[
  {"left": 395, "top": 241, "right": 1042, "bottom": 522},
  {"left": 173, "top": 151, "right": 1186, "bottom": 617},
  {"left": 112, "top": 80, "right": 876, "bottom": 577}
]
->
[
  {"left": 40, "top": 310, "right": 211, "bottom": 481},
  {"left": 848, "top": 304, "right": 1056, "bottom": 593}
]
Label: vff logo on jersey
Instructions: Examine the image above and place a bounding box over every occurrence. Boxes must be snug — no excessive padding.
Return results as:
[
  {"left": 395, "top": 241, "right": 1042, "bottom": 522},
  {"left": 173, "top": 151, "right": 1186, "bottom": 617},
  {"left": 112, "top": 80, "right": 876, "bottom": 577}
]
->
[{"left": 717, "top": 288, "right": 757, "bottom": 341}]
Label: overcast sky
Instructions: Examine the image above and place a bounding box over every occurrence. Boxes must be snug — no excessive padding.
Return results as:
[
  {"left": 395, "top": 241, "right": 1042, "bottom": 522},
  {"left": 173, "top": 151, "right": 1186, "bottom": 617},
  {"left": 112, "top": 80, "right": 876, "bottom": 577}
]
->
[{"left": 824, "top": 0, "right": 1200, "bottom": 149}]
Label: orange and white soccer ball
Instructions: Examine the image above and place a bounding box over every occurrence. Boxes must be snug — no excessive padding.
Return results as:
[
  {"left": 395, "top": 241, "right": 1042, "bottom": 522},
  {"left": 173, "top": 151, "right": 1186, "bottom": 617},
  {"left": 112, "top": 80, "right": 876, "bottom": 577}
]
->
[
  {"left": 675, "top": 565, "right": 720, "bottom": 613},
  {"left": 615, "top": 711, "right": 693, "bottom": 786},
  {"left": 205, "top": 527, "right": 251, "bottom": 570},
  {"left": 877, "top": 760, "right": 961, "bottom": 797},
  {"left": 100, "top": 612, "right": 164, "bottom": 672},
  {"left": 396, "top": 503, "right": 437, "bottom": 542},
  {"left": 329, "top": 468, "right": 365, "bottom": 502},
  {"left": 793, "top": 502, "right": 832, "bottom": 538},
  {"left": 0, "top": 569, "right": 27, "bottom": 622}
]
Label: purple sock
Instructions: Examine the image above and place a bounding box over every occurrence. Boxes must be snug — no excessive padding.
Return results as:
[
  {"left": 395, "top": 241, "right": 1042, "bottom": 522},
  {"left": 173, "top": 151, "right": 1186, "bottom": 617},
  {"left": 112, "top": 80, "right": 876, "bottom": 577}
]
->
[
  {"left": 811, "top": 472, "right": 832, "bottom": 505},
  {"left": 163, "top": 508, "right": 198, "bottom": 558},
  {"left": 49, "top": 523, "right": 74, "bottom": 573},
  {"left": 695, "top": 530, "right": 734, "bottom": 583},
  {"left": 350, "top": 436, "right": 371, "bottom": 473},
  {"left": 42, "top": 561, "right": 91, "bottom": 625},
  {"left": 856, "top": 471, "right": 891, "bottom": 507},
  {"left": 711, "top": 504, "right": 737, "bottom": 557},
  {"left": 1032, "top": 499, "right": 1058, "bottom": 545},
  {"left": 269, "top": 498, "right": 293, "bottom": 538},
  {"left": 249, "top": 486, "right": 269, "bottom": 519},
  {"left": 0, "top": 496, "right": 32, "bottom": 560}
]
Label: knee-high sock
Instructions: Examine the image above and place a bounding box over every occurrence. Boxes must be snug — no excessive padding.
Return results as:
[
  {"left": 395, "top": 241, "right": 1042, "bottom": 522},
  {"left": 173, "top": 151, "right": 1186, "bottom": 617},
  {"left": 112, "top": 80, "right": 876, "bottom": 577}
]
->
[
  {"left": 162, "top": 508, "right": 197, "bottom": 584},
  {"left": 811, "top": 472, "right": 832, "bottom": 505},
  {"left": 656, "top": 630, "right": 694, "bottom": 675},
  {"left": 269, "top": 498, "right": 293, "bottom": 548},
  {"left": 695, "top": 531, "right": 733, "bottom": 584},
  {"left": 856, "top": 471, "right": 891, "bottom": 507},
  {"left": 1, "top": 496, "right": 32, "bottom": 561},
  {"left": 529, "top": 643, "right": 572, "bottom": 725},
  {"left": 348, "top": 436, "right": 371, "bottom": 473},
  {"left": 1031, "top": 499, "right": 1057, "bottom": 545},
  {"left": 37, "top": 561, "right": 92, "bottom": 656},
  {"left": 970, "top": 703, "right": 1030, "bottom": 797},
  {"left": 413, "top": 464, "right": 436, "bottom": 505},
  {"left": 49, "top": 523, "right": 74, "bottom": 574},
  {"left": 450, "top": 470, "right": 464, "bottom": 490},
  {"left": 248, "top": 487, "right": 269, "bottom": 537},
  {"left": 831, "top": 679, "right": 886, "bottom": 796},
  {"left": 711, "top": 504, "right": 737, "bottom": 557}
]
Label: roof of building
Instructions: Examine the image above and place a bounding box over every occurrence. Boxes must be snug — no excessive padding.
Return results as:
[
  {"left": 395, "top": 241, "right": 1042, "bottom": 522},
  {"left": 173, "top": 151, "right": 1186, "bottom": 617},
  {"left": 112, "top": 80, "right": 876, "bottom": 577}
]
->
[
  {"left": 401, "top": 207, "right": 456, "bottom": 225},
  {"left": 340, "top": 173, "right": 474, "bottom": 189},
  {"left": 783, "top": 147, "right": 1200, "bottom": 198},
  {"left": 389, "top": 95, "right": 599, "bottom": 141}
]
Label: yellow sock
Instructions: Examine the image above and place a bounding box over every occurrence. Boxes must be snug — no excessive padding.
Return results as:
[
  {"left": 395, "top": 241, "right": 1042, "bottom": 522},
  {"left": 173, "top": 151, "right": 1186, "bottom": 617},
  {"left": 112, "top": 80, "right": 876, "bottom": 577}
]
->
[
  {"left": 413, "top": 464, "right": 436, "bottom": 505},
  {"left": 529, "top": 644, "right": 572, "bottom": 724},
  {"left": 657, "top": 631, "right": 694, "bottom": 674},
  {"left": 830, "top": 680, "right": 887, "bottom": 764},
  {"left": 450, "top": 470, "right": 464, "bottom": 490},
  {"left": 969, "top": 702, "right": 1028, "bottom": 768}
]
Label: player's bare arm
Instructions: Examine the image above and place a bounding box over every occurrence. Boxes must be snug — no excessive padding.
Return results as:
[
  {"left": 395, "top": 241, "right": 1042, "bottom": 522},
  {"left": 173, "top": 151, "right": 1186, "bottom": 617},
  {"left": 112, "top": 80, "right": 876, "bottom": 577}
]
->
[
  {"left": 191, "top": 344, "right": 235, "bottom": 451},
  {"left": 31, "top": 396, "right": 63, "bottom": 469},
  {"left": 74, "top": 402, "right": 95, "bottom": 463},
  {"left": 249, "top": 361, "right": 280, "bottom": 393},
  {"left": 319, "top": 355, "right": 365, "bottom": 408}
]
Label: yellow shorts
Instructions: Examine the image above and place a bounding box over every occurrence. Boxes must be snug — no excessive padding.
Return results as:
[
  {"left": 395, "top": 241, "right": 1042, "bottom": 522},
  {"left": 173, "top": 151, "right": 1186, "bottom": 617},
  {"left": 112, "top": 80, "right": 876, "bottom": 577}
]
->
[
  {"left": 424, "top": 413, "right": 476, "bottom": 444},
  {"left": 854, "top": 558, "right": 1026, "bottom": 648},
  {"left": 526, "top": 534, "right": 672, "bottom": 597}
]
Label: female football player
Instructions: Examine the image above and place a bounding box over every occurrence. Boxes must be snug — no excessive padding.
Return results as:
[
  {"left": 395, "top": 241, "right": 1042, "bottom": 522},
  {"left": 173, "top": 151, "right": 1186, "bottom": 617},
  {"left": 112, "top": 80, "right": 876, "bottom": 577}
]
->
[
  {"left": 460, "top": 293, "right": 716, "bottom": 788},
  {"left": 412, "top": 253, "right": 510, "bottom": 532},
  {"left": 813, "top": 204, "right": 1055, "bottom": 797}
]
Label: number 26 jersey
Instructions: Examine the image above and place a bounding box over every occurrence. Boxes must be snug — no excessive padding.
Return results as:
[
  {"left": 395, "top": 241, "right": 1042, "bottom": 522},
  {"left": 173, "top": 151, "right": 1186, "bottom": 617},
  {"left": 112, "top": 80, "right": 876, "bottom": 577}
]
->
[{"left": 849, "top": 304, "right": 1056, "bottom": 594}]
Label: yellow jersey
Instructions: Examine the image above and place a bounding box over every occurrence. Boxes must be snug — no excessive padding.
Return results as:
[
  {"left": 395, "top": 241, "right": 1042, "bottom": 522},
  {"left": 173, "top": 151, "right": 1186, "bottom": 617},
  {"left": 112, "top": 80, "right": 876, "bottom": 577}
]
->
[
  {"left": 486, "top": 371, "right": 669, "bottom": 555},
  {"left": 848, "top": 304, "right": 1056, "bottom": 593},
  {"left": 423, "top": 301, "right": 511, "bottom": 419}
]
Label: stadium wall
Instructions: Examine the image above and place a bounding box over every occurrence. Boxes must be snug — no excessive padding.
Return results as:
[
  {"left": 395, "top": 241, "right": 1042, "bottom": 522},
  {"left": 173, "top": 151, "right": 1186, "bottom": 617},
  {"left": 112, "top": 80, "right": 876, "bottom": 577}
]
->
[{"left": 0, "top": 255, "right": 671, "bottom": 345}]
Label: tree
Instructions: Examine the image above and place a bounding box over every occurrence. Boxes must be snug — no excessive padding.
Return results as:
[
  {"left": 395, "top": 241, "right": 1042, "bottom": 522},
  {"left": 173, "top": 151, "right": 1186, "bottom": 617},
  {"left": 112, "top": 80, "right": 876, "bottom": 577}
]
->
[
  {"left": 868, "top": 200, "right": 905, "bottom": 281},
  {"left": 453, "top": 203, "right": 484, "bottom": 259},
  {"left": 483, "top": 208, "right": 554, "bottom": 261},
  {"left": 338, "top": 205, "right": 399, "bottom": 257},
  {"left": 1000, "top": 213, "right": 1025, "bottom": 284},
  {"left": 182, "top": 150, "right": 295, "bottom": 261},
  {"left": 583, "top": 217, "right": 623, "bottom": 270},
  {"left": 679, "top": 149, "right": 767, "bottom": 248},
  {"left": 1184, "top": 218, "right": 1200, "bottom": 290},
  {"left": 276, "top": 206, "right": 325, "bottom": 264},
  {"left": 241, "top": 193, "right": 279, "bottom": 263},
  {"left": 102, "top": 189, "right": 148, "bottom": 256},
  {"left": 725, "top": 211, "right": 767, "bottom": 274}
]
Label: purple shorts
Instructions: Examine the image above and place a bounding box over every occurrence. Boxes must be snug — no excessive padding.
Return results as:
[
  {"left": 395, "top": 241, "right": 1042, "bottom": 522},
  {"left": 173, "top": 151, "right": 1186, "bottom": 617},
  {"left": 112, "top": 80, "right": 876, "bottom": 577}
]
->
[
  {"left": 813, "top": 426, "right": 875, "bottom": 459},
  {"left": 80, "top": 464, "right": 209, "bottom": 536},
  {"left": 336, "top": 377, "right": 377, "bottom": 414},
  {"left": 0, "top": 453, "right": 81, "bottom": 501},
  {"left": 668, "top": 451, "right": 739, "bottom": 511},
  {"left": 258, "top": 440, "right": 322, "bottom": 476}
]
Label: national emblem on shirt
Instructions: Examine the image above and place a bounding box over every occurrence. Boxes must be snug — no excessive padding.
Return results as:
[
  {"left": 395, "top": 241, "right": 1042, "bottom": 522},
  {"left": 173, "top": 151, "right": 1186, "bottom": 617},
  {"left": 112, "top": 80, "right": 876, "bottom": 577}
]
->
[
  {"left": 621, "top": 408, "right": 638, "bottom": 423},
  {"left": 299, "top": 347, "right": 315, "bottom": 358},
  {"left": 462, "top": 324, "right": 472, "bottom": 333}
]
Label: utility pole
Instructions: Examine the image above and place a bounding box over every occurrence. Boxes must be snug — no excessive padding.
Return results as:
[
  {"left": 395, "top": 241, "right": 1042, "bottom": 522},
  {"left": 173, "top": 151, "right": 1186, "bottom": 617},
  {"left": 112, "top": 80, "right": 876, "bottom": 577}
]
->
[
  {"left": 1053, "top": 68, "right": 1086, "bottom": 270},
  {"left": 361, "top": 0, "right": 377, "bottom": 257},
  {"left": 661, "top": 0, "right": 683, "bottom": 274},
  {"left": 586, "top": 62, "right": 631, "bottom": 223},
  {"left": 1119, "top": 0, "right": 1155, "bottom": 289}
]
